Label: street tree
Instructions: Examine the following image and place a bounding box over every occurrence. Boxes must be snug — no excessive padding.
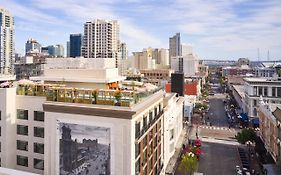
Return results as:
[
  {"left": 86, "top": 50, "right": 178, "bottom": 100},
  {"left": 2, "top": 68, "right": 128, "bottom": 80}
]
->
[{"left": 235, "top": 128, "right": 256, "bottom": 144}]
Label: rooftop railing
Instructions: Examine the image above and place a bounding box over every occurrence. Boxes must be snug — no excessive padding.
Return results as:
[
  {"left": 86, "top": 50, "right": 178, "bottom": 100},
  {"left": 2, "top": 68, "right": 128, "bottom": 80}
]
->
[{"left": 16, "top": 83, "right": 163, "bottom": 107}]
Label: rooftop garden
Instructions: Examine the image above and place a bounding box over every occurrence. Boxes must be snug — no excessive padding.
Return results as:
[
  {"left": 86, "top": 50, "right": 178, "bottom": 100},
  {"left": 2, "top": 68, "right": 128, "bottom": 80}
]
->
[{"left": 15, "top": 80, "right": 162, "bottom": 107}]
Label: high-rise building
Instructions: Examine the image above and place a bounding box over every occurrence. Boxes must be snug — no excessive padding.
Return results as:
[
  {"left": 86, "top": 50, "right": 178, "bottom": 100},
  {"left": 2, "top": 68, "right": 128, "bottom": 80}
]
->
[
  {"left": 169, "top": 33, "right": 181, "bottom": 65},
  {"left": 119, "top": 42, "right": 128, "bottom": 60},
  {"left": 82, "top": 19, "right": 119, "bottom": 62},
  {"left": 66, "top": 41, "right": 70, "bottom": 57},
  {"left": 46, "top": 44, "right": 64, "bottom": 57},
  {"left": 25, "top": 38, "right": 41, "bottom": 55},
  {"left": 171, "top": 54, "right": 199, "bottom": 77},
  {"left": 0, "top": 7, "right": 15, "bottom": 75},
  {"left": 69, "top": 34, "right": 82, "bottom": 58},
  {"left": 181, "top": 43, "right": 193, "bottom": 56}
]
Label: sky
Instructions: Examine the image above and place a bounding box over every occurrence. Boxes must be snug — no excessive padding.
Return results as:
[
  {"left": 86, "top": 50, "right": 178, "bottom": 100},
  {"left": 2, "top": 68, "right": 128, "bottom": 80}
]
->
[{"left": 2, "top": 0, "right": 281, "bottom": 60}]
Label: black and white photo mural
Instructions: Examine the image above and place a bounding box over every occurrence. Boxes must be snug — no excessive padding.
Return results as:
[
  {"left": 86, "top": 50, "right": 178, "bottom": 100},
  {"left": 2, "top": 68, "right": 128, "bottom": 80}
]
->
[{"left": 58, "top": 122, "right": 110, "bottom": 175}]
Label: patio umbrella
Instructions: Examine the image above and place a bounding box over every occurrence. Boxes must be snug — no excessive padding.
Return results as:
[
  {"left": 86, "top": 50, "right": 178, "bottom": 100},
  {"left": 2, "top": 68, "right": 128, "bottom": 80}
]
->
[
  {"left": 18, "top": 79, "right": 35, "bottom": 85},
  {"left": 0, "top": 81, "right": 11, "bottom": 88}
]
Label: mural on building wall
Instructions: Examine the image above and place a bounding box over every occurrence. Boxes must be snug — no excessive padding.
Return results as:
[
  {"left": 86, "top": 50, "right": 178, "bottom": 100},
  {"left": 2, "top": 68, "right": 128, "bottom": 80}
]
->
[{"left": 58, "top": 122, "right": 110, "bottom": 175}]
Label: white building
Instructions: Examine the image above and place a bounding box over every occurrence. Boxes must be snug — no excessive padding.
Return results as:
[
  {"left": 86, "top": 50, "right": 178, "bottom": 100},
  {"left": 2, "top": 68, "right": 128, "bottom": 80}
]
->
[
  {"left": 181, "top": 43, "right": 193, "bottom": 56},
  {"left": 171, "top": 54, "right": 199, "bottom": 77},
  {"left": 0, "top": 58, "right": 184, "bottom": 175},
  {"left": 163, "top": 93, "right": 184, "bottom": 169},
  {"left": 82, "top": 19, "right": 119, "bottom": 65},
  {"left": 25, "top": 39, "right": 41, "bottom": 55},
  {"left": 0, "top": 7, "right": 15, "bottom": 76},
  {"left": 244, "top": 77, "right": 281, "bottom": 119}
]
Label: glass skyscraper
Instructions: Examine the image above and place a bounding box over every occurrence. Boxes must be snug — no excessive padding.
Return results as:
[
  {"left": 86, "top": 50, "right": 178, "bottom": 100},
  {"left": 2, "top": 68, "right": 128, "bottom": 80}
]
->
[{"left": 70, "top": 34, "right": 82, "bottom": 58}]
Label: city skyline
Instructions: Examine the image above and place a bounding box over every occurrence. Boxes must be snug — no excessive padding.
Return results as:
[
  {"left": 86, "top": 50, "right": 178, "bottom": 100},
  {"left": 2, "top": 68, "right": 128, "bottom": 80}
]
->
[{"left": 1, "top": 0, "right": 281, "bottom": 60}]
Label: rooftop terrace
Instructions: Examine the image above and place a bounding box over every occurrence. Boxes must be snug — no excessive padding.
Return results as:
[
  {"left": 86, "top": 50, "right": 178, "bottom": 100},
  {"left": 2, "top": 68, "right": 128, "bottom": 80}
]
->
[{"left": 15, "top": 80, "right": 162, "bottom": 107}]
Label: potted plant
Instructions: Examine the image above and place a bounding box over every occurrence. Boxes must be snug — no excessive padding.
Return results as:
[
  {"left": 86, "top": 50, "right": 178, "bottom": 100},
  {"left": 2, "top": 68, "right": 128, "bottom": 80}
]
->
[
  {"left": 92, "top": 90, "right": 97, "bottom": 104},
  {"left": 114, "top": 90, "right": 122, "bottom": 106}
]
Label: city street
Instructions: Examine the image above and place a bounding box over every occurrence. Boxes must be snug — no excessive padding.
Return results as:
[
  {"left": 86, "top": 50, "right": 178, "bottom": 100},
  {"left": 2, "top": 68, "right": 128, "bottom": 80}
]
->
[
  {"left": 189, "top": 73, "right": 241, "bottom": 175},
  {"left": 198, "top": 142, "right": 239, "bottom": 175},
  {"left": 205, "top": 93, "right": 229, "bottom": 127}
]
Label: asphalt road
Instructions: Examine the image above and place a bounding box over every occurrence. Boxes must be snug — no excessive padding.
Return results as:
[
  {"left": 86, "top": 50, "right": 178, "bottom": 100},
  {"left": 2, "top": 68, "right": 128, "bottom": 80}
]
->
[
  {"left": 198, "top": 142, "right": 239, "bottom": 175},
  {"left": 206, "top": 94, "right": 229, "bottom": 127}
]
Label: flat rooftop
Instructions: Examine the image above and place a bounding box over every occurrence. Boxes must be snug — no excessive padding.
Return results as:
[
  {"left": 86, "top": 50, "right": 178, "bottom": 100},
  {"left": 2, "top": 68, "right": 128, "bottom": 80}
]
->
[
  {"left": 232, "top": 85, "right": 245, "bottom": 98},
  {"left": 243, "top": 77, "right": 281, "bottom": 83}
]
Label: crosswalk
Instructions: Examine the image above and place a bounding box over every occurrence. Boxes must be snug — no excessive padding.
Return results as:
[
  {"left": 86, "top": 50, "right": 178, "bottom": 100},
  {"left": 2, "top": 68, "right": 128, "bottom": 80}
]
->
[
  {"left": 201, "top": 137, "right": 240, "bottom": 145},
  {"left": 198, "top": 125, "right": 236, "bottom": 132}
]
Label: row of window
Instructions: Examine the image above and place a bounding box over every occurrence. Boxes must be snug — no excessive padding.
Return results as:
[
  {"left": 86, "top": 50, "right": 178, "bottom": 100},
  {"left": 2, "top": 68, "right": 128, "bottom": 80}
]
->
[
  {"left": 135, "top": 104, "right": 162, "bottom": 139},
  {"left": 17, "top": 125, "right": 44, "bottom": 138},
  {"left": 17, "top": 110, "right": 44, "bottom": 121},
  {"left": 17, "top": 155, "right": 44, "bottom": 170},
  {"left": 17, "top": 140, "right": 44, "bottom": 154},
  {"left": 252, "top": 86, "right": 281, "bottom": 97}
]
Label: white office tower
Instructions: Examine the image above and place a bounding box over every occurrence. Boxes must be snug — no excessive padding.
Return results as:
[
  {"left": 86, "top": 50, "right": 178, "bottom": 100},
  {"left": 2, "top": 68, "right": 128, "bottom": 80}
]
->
[
  {"left": 82, "top": 19, "right": 120, "bottom": 67},
  {"left": 171, "top": 54, "right": 199, "bottom": 77},
  {"left": 0, "top": 7, "right": 15, "bottom": 77},
  {"left": 181, "top": 43, "right": 193, "bottom": 56}
]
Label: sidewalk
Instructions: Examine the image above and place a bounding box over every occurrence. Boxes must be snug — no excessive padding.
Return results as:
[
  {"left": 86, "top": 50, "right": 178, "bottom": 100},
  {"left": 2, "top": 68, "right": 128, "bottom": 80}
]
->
[{"left": 165, "top": 126, "right": 191, "bottom": 174}]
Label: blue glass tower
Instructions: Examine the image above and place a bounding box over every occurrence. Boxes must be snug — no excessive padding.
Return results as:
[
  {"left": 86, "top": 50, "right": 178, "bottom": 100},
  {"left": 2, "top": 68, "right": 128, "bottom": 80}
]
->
[{"left": 70, "top": 34, "right": 82, "bottom": 58}]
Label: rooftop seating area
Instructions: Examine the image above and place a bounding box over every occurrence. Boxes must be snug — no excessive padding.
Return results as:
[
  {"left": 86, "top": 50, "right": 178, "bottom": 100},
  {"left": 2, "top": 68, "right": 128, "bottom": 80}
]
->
[{"left": 15, "top": 80, "right": 162, "bottom": 107}]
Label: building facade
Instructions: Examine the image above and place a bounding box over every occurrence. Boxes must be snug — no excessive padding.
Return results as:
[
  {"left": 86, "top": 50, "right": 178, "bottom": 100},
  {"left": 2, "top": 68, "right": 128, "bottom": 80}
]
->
[
  {"left": 0, "top": 7, "right": 15, "bottom": 75},
  {"left": 258, "top": 102, "right": 281, "bottom": 166},
  {"left": 140, "top": 69, "right": 174, "bottom": 86},
  {"left": 25, "top": 39, "right": 41, "bottom": 55},
  {"left": 244, "top": 77, "right": 281, "bottom": 119},
  {"left": 171, "top": 54, "right": 199, "bottom": 77},
  {"left": 82, "top": 19, "right": 119, "bottom": 60},
  {"left": 169, "top": 33, "right": 181, "bottom": 65},
  {"left": 69, "top": 34, "right": 82, "bottom": 58}
]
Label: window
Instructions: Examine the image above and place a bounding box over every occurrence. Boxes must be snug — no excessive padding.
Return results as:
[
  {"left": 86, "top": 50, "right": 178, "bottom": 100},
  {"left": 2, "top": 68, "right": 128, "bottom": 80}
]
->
[
  {"left": 17, "top": 140, "right": 28, "bottom": 151},
  {"left": 0, "top": 110, "right": 1, "bottom": 120},
  {"left": 135, "top": 122, "right": 140, "bottom": 139},
  {"left": 258, "top": 87, "right": 263, "bottom": 96},
  {"left": 154, "top": 107, "right": 158, "bottom": 117},
  {"left": 264, "top": 87, "right": 268, "bottom": 96},
  {"left": 253, "top": 100, "right": 257, "bottom": 107},
  {"left": 277, "top": 87, "right": 281, "bottom": 97},
  {"left": 272, "top": 87, "right": 276, "bottom": 97},
  {"left": 253, "top": 108, "right": 257, "bottom": 116},
  {"left": 143, "top": 135, "right": 147, "bottom": 147},
  {"left": 143, "top": 149, "right": 148, "bottom": 163},
  {"left": 34, "top": 143, "right": 44, "bottom": 154},
  {"left": 149, "top": 112, "right": 153, "bottom": 122},
  {"left": 34, "top": 158, "right": 44, "bottom": 170},
  {"left": 253, "top": 86, "right": 257, "bottom": 96},
  {"left": 143, "top": 116, "right": 147, "bottom": 130},
  {"left": 17, "top": 109, "right": 28, "bottom": 120},
  {"left": 135, "top": 158, "right": 140, "bottom": 175},
  {"left": 17, "top": 125, "right": 28, "bottom": 135},
  {"left": 34, "top": 111, "right": 44, "bottom": 122},
  {"left": 34, "top": 127, "right": 44, "bottom": 138},
  {"left": 17, "top": 155, "right": 28, "bottom": 167},
  {"left": 135, "top": 143, "right": 140, "bottom": 158}
]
